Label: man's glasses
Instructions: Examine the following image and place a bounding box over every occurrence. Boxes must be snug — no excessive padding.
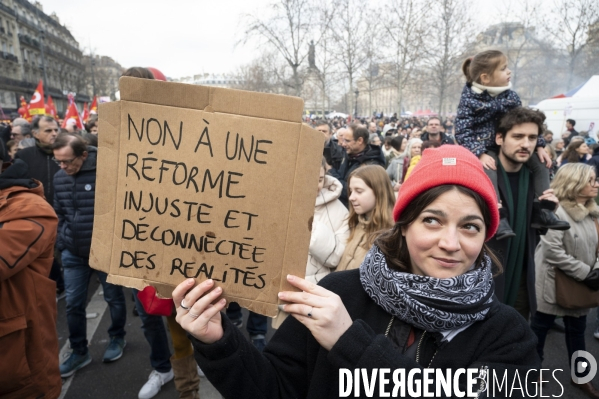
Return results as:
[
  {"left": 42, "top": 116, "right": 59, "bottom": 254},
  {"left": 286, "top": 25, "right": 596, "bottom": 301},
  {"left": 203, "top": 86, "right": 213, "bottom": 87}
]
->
[{"left": 52, "top": 156, "right": 78, "bottom": 166}]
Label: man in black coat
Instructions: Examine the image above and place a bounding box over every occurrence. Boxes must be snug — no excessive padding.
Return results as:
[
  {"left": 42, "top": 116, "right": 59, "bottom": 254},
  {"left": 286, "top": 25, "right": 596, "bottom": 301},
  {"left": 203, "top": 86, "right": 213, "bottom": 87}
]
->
[
  {"left": 328, "top": 124, "right": 385, "bottom": 207},
  {"left": 52, "top": 133, "right": 128, "bottom": 377},
  {"left": 14, "top": 116, "right": 60, "bottom": 203},
  {"left": 14, "top": 115, "right": 64, "bottom": 296},
  {"left": 420, "top": 117, "right": 456, "bottom": 145},
  {"left": 487, "top": 108, "right": 560, "bottom": 321}
]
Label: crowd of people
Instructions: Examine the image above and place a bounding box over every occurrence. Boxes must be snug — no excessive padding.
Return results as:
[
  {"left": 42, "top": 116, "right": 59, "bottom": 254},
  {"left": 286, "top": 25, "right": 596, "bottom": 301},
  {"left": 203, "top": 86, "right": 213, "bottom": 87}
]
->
[{"left": 2, "top": 51, "right": 599, "bottom": 399}]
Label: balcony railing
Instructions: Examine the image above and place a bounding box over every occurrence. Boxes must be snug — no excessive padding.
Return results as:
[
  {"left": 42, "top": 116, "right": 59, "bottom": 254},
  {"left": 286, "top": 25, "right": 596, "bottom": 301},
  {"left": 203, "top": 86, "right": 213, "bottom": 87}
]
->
[
  {"left": 0, "top": 2, "right": 15, "bottom": 16},
  {"left": 0, "top": 51, "right": 19, "bottom": 63}
]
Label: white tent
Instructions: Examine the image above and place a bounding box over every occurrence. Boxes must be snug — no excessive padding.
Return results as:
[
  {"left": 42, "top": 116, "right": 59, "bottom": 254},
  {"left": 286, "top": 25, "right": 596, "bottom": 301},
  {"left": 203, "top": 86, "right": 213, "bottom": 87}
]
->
[
  {"left": 534, "top": 75, "right": 599, "bottom": 140},
  {"left": 326, "top": 112, "right": 348, "bottom": 119}
]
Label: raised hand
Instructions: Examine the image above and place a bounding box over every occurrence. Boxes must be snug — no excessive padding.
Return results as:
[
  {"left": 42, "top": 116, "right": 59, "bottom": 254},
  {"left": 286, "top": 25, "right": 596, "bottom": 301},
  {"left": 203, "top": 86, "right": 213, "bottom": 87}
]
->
[{"left": 173, "top": 279, "right": 227, "bottom": 344}]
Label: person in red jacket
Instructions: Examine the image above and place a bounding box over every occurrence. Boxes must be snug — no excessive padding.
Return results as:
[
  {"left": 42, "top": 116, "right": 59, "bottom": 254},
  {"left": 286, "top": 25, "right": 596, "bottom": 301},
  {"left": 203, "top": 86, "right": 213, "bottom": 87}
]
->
[{"left": 0, "top": 156, "right": 61, "bottom": 399}]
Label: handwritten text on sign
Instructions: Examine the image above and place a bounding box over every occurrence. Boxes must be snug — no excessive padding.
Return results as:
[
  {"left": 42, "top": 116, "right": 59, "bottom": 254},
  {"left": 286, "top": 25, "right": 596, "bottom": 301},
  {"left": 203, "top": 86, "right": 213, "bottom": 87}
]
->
[{"left": 118, "top": 114, "right": 274, "bottom": 290}]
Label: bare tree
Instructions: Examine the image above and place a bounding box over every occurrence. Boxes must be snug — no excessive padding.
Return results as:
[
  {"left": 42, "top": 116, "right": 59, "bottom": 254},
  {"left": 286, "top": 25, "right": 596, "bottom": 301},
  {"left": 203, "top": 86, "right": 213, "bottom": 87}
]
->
[
  {"left": 234, "top": 52, "right": 289, "bottom": 94},
  {"left": 330, "top": 0, "right": 373, "bottom": 116},
  {"left": 427, "top": 0, "right": 475, "bottom": 115},
  {"left": 541, "top": 0, "right": 599, "bottom": 88},
  {"left": 241, "top": 0, "right": 331, "bottom": 96},
  {"left": 381, "top": 0, "right": 430, "bottom": 115},
  {"left": 313, "top": 0, "right": 342, "bottom": 116}
]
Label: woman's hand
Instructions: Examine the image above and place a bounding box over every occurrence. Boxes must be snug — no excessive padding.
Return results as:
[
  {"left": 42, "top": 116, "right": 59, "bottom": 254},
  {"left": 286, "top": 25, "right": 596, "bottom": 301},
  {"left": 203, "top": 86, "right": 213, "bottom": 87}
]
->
[
  {"left": 173, "top": 279, "right": 227, "bottom": 344},
  {"left": 536, "top": 147, "right": 553, "bottom": 168},
  {"left": 478, "top": 153, "right": 496, "bottom": 170},
  {"left": 278, "top": 274, "right": 352, "bottom": 351}
]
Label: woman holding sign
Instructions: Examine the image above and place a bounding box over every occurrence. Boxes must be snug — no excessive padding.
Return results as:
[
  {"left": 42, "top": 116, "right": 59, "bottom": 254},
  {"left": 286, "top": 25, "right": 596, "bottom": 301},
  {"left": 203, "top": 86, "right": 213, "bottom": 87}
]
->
[{"left": 173, "top": 145, "right": 540, "bottom": 398}]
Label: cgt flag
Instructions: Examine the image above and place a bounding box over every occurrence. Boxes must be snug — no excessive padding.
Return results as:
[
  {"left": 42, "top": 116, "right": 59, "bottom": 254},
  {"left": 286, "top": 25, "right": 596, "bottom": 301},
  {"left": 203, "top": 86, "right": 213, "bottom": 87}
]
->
[
  {"left": 18, "top": 96, "right": 32, "bottom": 121},
  {"left": 29, "top": 80, "right": 45, "bottom": 115},
  {"left": 46, "top": 96, "right": 58, "bottom": 118},
  {"left": 81, "top": 102, "right": 89, "bottom": 123},
  {"left": 90, "top": 96, "right": 98, "bottom": 114},
  {"left": 61, "top": 101, "right": 84, "bottom": 130}
]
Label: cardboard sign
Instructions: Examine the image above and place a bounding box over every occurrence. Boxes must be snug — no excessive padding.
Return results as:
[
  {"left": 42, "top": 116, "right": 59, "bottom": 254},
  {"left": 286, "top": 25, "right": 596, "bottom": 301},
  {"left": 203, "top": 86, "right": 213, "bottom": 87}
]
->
[{"left": 90, "top": 77, "right": 323, "bottom": 316}]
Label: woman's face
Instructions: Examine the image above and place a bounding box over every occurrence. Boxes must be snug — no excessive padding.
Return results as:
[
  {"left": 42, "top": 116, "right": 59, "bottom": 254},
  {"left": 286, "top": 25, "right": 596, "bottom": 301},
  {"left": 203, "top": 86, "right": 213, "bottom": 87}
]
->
[
  {"left": 410, "top": 142, "right": 422, "bottom": 157},
  {"left": 579, "top": 172, "right": 599, "bottom": 200},
  {"left": 576, "top": 143, "right": 589, "bottom": 155},
  {"left": 349, "top": 177, "right": 376, "bottom": 216},
  {"left": 403, "top": 189, "right": 486, "bottom": 279},
  {"left": 317, "top": 167, "right": 325, "bottom": 193},
  {"left": 555, "top": 141, "right": 564, "bottom": 150},
  {"left": 400, "top": 139, "right": 408, "bottom": 152}
]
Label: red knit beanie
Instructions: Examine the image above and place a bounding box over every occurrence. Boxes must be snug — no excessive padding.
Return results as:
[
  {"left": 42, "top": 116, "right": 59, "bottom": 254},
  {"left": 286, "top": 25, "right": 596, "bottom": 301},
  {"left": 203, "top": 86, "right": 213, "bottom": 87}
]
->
[{"left": 393, "top": 145, "right": 499, "bottom": 241}]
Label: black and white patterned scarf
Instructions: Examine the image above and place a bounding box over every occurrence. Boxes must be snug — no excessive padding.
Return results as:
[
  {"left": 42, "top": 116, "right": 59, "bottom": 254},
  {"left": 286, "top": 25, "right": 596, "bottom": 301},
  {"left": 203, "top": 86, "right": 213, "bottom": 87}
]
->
[{"left": 360, "top": 245, "right": 494, "bottom": 336}]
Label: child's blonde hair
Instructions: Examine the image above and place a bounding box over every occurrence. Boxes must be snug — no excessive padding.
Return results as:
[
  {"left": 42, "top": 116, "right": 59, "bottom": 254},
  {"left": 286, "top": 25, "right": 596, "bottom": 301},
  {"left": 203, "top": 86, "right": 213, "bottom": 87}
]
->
[{"left": 462, "top": 50, "right": 506, "bottom": 84}]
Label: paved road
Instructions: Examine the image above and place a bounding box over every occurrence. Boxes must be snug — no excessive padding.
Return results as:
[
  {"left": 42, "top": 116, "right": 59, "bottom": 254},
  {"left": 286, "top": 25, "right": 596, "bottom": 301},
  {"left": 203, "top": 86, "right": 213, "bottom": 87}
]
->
[{"left": 56, "top": 276, "right": 599, "bottom": 398}]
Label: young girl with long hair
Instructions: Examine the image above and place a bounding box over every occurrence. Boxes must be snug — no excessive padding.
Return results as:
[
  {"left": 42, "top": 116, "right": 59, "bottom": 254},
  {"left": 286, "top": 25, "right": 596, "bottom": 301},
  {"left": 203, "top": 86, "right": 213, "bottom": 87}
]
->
[
  {"left": 336, "top": 165, "right": 395, "bottom": 271},
  {"left": 454, "top": 49, "right": 567, "bottom": 239}
]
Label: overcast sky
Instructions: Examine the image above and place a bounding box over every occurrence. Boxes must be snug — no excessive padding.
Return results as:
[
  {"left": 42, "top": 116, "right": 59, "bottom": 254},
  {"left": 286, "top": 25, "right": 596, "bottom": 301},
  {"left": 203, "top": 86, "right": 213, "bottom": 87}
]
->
[{"left": 37, "top": 0, "right": 503, "bottom": 80}]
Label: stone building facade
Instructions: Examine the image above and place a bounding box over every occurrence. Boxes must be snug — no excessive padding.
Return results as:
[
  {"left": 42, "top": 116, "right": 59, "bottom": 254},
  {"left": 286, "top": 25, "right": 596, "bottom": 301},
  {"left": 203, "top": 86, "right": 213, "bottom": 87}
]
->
[{"left": 0, "top": 0, "right": 89, "bottom": 116}]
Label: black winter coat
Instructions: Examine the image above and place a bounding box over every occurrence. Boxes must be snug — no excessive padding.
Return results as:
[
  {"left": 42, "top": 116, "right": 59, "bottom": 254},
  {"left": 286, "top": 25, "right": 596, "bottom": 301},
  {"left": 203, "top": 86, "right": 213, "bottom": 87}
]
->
[
  {"left": 14, "top": 142, "right": 61, "bottom": 204},
  {"left": 328, "top": 144, "right": 385, "bottom": 207},
  {"left": 587, "top": 146, "right": 599, "bottom": 177},
  {"left": 420, "top": 131, "right": 455, "bottom": 145},
  {"left": 191, "top": 269, "right": 540, "bottom": 399},
  {"left": 53, "top": 147, "right": 97, "bottom": 258},
  {"left": 323, "top": 139, "right": 345, "bottom": 171},
  {"left": 487, "top": 166, "right": 541, "bottom": 315}
]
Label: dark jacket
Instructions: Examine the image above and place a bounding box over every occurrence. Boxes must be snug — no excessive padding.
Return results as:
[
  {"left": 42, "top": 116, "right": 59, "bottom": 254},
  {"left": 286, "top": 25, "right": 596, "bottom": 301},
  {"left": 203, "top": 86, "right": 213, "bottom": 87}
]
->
[
  {"left": 191, "top": 269, "right": 540, "bottom": 399},
  {"left": 420, "top": 131, "right": 455, "bottom": 145},
  {"left": 564, "top": 129, "right": 578, "bottom": 147},
  {"left": 14, "top": 141, "right": 61, "bottom": 204},
  {"left": 53, "top": 147, "right": 97, "bottom": 258},
  {"left": 323, "top": 139, "right": 345, "bottom": 171},
  {"left": 455, "top": 84, "right": 540, "bottom": 157},
  {"left": 588, "top": 146, "right": 599, "bottom": 176},
  {"left": 488, "top": 165, "right": 540, "bottom": 315},
  {"left": 328, "top": 144, "right": 385, "bottom": 207},
  {"left": 0, "top": 160, "right": 61, "bottom": 399}
]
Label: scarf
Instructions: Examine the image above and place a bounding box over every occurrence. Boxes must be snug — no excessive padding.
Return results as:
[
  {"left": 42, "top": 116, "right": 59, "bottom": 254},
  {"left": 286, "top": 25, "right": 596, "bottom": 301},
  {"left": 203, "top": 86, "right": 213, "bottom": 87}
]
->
[
  {"left": 360, "top": 245, "right": 494, "bottom": 338},
  {"left": 498, "top": 163, "right": 529, "bottom": 307},
  {"left": 471, "top": 82, "right": 512, "bottom": 97}
]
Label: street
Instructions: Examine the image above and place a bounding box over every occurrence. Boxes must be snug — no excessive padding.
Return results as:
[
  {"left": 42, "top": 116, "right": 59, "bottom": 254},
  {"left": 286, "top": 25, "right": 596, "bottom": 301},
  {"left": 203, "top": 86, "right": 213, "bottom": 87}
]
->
[{"left": 56, "top": 276, "right": 599, "bottom": 399}]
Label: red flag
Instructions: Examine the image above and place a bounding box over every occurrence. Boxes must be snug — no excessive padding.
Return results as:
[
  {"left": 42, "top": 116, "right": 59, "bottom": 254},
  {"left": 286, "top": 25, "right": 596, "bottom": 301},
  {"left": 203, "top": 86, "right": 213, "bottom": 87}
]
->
[
  {"left": 29, "top": 80, "right": 45, "bottom": 116},
  {"left": 47, "top": 96, "right": 58, "bottom": 118},
  {"left": 61, "top": 102, "right": 84, "bottom": 130},
  {"left": 90, "top": 96, "right": 98, "bottom": 114},
  {"left": 82, "top": 102, "right": 89, "bottom": 123},
  {"left": 18, "top": 96, "right": 32, "bottom": 122}
]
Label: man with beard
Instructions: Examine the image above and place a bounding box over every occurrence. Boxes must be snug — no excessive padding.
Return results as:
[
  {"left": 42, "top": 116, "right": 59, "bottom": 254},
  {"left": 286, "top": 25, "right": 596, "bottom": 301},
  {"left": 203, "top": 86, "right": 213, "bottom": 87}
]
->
[
  {"left": 489, "top": 107, "right": 560, "bottom": 321},
  {"left": 328, "top": 124, "right": 385, "bottom": 207}
]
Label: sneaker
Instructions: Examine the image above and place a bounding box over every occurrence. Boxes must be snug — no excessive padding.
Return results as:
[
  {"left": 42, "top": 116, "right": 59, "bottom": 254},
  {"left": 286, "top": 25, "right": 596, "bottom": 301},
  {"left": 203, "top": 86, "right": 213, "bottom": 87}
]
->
[
  {"left": 250, "top": 334, "right": 267, "bottom": 352},
  {"left": 56, "top": 288, "right": 66, "bottom": 302},
  {"left": 138, "top": 369, "right": 174, "bottom": 399},
  {"left": 594, "top": 328, "right": 599, "bottom": 340},
  {"left": 60, "top": 351, "right": 91, "bottom": 378},
  {"left": 197, "top": 365, "right": 205, "bottom": 378},
  {"left": 103, "top": 336, "right": 126, "bottom": 362}
]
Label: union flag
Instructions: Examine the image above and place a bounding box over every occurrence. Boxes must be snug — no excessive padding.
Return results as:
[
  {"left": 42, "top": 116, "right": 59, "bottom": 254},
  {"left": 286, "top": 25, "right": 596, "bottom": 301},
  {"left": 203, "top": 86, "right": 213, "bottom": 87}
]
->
[
  {"left": 61, "top": 101, "right": 84, "bottom": 130},
  {"left": 29, "top": 80, "right": 45, "bottom": 115}
]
